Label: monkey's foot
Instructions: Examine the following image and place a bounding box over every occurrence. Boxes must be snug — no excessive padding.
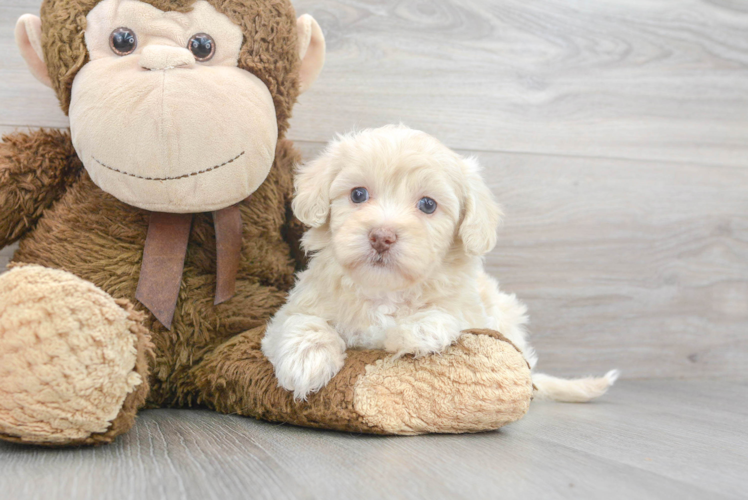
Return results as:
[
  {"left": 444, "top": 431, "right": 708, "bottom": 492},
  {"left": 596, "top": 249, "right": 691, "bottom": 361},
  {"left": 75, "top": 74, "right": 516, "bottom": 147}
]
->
[
  {"left": 350, "top": 329, "right": 533, "bottom": 434},
  {"left": 198, "top": 327, "right": 533, "bottom": 435},
  {"left": 0, "top": 265, "right": 151, "bottom": 446}
]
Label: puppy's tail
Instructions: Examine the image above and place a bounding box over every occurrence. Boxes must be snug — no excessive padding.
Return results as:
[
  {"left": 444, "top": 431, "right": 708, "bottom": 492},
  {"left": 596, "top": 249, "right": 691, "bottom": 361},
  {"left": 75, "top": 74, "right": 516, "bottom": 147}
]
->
[{"left": 532, "top": 370, "right": 620, "bottom": 403}]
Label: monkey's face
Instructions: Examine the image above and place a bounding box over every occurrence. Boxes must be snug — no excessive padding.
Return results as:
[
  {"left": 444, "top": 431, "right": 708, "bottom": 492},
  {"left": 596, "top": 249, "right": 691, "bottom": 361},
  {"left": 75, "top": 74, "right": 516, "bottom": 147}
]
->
[{"left": 64, "top": 0, "right": 278, "bottom": 212}]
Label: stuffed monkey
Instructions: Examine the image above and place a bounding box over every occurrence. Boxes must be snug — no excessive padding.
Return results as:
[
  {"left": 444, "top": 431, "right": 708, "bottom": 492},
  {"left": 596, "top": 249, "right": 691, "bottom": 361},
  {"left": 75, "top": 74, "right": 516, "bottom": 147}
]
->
[{"left": 0, "top": 0, "right": 532, "bottom": 446}]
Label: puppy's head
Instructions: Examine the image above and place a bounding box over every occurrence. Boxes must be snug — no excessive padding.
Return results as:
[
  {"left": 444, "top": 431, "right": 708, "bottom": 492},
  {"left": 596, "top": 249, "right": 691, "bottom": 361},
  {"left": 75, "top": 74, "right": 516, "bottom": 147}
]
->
[{"left": 294, "top": 125, "right": 502, "bottom": 291}]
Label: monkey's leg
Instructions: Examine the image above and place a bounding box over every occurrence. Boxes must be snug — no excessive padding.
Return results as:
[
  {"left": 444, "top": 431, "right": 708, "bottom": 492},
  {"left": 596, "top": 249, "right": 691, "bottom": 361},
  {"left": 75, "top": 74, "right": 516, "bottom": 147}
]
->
[
  {"left": 0, "top": 265, "right": 152, "bottom": 446},
  {"left": 192, "top": 326, "right": 533, "bottom": 435}
]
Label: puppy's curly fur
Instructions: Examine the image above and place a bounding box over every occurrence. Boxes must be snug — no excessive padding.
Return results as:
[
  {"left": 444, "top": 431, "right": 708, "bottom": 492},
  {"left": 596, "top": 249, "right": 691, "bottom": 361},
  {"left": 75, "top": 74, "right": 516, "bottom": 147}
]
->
[{"left": 262, "top": 125, "right": 618, "bottom": 401}]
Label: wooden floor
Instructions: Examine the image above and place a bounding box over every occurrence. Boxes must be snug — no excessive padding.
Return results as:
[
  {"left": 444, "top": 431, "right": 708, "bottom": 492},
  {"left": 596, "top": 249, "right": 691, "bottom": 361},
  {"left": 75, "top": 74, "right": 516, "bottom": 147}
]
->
[
  {"left": 1, "top": 0, "right": 748, "bottom": 499},
  {"left": 0, "top": 380, "right": 746, "bottom": 500}
]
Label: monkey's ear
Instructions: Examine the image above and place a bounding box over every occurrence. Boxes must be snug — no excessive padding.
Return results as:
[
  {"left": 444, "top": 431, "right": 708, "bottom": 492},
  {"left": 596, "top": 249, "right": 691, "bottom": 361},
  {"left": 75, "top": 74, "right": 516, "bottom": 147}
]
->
[
  {"left": 296, "top": 14, "right": 325, "bottom": 94},
  {"left": 15, "top": 14, "right": 52, "bottom": 88},
  {"left": 459, "top": 157, "right": 504, "bottom": 256}
]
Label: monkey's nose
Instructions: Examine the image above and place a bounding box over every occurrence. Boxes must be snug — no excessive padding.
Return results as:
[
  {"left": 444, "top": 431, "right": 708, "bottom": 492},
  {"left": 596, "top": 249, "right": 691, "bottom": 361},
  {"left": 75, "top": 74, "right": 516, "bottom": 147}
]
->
[
  {"left": 369, "top": 228, "right": 398, "bottom": 254},
  {"left": 139, "top": 45, "right": 196, "bottom": 71}
]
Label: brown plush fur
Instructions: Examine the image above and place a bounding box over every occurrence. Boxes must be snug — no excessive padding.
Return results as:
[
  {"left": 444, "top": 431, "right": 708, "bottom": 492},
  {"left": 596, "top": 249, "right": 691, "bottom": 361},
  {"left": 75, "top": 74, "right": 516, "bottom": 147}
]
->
[
  {"left": 1, "top": 0, "right": 308, "bottom": 441},
  {"left": 6, "top": 0, "right": 303, "bottom": 415},
  {"left": 0, "top": 129, "right": 82, "bottom": 247},
  {"left": 40, "top": 0, "right": 301, "bottom": 136},
  {"left": 193, "top": 326, "right": 391, "bottom": 433},
  {"left": 101, "top": 300, "right": 155, "bottom": 443},
  {"left": 11, "top": 133, "right": 302, "bottom": 409},
  {"left": 193, "top": 327, "right": 532, "bottom": 435}
]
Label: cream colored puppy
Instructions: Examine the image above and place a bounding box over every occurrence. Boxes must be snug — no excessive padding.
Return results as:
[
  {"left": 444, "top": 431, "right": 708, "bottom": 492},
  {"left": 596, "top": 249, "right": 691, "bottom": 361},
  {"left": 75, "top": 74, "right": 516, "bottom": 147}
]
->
[{"left": 262, "top": 125, "right": 618, "bottom": 401}]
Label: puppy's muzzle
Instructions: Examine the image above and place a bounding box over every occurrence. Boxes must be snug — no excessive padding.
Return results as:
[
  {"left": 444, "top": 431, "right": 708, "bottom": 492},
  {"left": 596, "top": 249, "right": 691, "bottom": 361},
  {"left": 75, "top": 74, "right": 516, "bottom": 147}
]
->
[{"left": 369, "top": 228, "right": 397, "bottom": 254}]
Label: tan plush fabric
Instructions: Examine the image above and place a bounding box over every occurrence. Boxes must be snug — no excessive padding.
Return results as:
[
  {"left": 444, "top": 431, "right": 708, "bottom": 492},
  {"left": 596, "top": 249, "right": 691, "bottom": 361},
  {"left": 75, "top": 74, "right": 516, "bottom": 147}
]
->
[
  {"left": 0, "top": 265, "right": 146, "bottom": 444},
  {"left": 353, "top": 330, "right": 533, "bottom": 435},
  {"left": 40, "top": 0, "right": 301, "bottom": 137},
  {"left": 296, "top": 14, "right": 325, "bottom": 93},
  {"left": 69, "top": 0, "right": 279, "bottom": 213},
  {"left": 15, "top": 15, "right": 53, "bottom": 87}
]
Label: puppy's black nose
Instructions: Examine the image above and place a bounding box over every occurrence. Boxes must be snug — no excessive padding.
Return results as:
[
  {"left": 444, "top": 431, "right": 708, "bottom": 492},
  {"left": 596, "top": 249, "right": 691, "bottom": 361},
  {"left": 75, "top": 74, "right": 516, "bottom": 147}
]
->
[{"left": 369, "top": 228, "right": 397, "bottom": 254}]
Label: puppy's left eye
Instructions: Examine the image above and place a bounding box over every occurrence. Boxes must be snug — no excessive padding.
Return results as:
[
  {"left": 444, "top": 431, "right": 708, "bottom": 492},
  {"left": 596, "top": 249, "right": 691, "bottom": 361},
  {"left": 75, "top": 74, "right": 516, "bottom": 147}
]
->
[
  {"left": 418, "top": 197, "right": 437, "bottom": 214},
  {"left": 351, "top": 187, "right": 369, "bottom": 204}
]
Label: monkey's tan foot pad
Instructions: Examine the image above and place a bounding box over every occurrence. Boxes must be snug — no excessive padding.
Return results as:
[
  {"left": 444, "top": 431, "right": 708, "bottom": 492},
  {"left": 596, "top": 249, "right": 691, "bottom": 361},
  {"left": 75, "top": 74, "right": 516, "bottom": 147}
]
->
[
  {"left": 0, "top": 265, "right": 152, "bottom": 446},
  {"left": 217, "top": 327, "right": 533, "bottom": 435},
  {"left": 350, "top": 329, "right": 534, "bottom": 434}
]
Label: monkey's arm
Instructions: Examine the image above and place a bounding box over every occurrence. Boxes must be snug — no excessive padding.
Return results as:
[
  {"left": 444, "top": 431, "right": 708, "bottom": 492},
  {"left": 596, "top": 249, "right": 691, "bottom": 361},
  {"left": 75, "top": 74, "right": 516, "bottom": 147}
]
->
[
  {"left": 191, "top": 326, "right": 533, "bottom": 435},
  {"left": 0, "top": 129, "right": 81, "bottom": 248}
]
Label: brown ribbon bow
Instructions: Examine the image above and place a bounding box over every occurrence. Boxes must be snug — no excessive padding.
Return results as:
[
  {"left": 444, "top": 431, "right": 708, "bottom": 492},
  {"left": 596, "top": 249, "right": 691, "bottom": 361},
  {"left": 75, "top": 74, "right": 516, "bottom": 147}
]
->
[{"left": 135, "top": 204, "right": 243, "bottom": 329}]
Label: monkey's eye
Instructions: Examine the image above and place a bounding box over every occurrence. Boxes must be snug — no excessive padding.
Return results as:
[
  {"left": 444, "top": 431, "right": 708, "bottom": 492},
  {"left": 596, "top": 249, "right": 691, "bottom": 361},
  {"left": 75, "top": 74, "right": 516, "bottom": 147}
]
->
[
  {"left": 110, "top": 28, "right": 137, "bottom": 56},
  {"left": 188, "top": 33, "right": 216, "bottom": 62},
  {"left": 418, "top": 197, "right": 437, "bottom": 214},
  {"left": 351, "top": 188, "right": 369, "bottom": 204}
]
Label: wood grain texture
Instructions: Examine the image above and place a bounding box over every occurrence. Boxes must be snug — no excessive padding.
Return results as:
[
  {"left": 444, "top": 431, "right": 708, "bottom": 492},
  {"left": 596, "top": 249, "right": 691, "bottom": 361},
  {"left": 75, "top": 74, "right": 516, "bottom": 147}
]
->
[
  {"left": 486, "top": 150, "right": 748, "bottom": 379},
  {"left": 2, "top": 0, "right": 748, "bottom": 165},
  {"left": 0, "top": 243, "right": 16, "bottom": 270},
  {"left": 291, "top": 0, "right": 748, "bottom": 167},
  {"left": 0, "top": 380, "right": 746, "bottom": 500},
  {"left": 0, "top": 2, "right": 68, "bottom": 129}
]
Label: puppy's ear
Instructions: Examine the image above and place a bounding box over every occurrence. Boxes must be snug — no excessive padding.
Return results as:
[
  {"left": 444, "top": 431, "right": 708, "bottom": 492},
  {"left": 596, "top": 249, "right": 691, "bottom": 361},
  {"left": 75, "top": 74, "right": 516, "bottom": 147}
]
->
[
  {"left": 293, "top": 142, "right": 343, "bottom": 227},
  {"left": 459, "top": 157, "right": 503, "bottom": 256}
]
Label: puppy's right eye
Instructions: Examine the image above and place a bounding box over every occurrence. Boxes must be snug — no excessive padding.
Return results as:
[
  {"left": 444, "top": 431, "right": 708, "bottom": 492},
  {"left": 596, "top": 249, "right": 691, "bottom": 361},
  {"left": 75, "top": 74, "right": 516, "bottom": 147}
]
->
[{"left": 350, "top": 187, "right": 369, "bottom": 204}]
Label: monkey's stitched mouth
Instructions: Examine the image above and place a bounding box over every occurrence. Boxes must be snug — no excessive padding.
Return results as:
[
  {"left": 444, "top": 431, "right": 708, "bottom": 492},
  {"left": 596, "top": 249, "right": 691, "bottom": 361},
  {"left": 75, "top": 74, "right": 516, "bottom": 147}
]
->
[{"left": 92, "top": 151, "right": 246, "bottom": 181}]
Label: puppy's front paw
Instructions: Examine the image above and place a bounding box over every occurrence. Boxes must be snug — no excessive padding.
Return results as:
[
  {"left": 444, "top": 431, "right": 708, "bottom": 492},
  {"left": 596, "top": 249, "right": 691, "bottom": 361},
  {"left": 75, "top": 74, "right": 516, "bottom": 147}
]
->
[
  {"left": 384, "top": 312, "right": 462, "bottom": 358},
  {"left": 262, "top": 315, "right": 347, "bottom": 401},
  {"left": 276, "top": 340, "right": 346, "bottom": 401}
]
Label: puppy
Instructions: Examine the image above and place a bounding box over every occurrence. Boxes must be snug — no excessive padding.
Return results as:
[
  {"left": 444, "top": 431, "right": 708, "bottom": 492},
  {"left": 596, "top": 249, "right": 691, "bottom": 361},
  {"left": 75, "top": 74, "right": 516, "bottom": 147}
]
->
[{"left": 262, "top": 125, "right": 618, "bottom": 401}]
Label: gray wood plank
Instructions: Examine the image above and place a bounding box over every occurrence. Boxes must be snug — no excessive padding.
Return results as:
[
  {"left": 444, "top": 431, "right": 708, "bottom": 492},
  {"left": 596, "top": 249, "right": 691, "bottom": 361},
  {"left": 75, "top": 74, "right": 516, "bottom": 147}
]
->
[
  {"left": 484, "top": 150, "right": 748, "bottom": 379},
  {"left": 0, "top": 242, "right": 16, "bottom": 270},
  {"left": 0, "top": 380, "right": 746, "bottom": 500},
  {"left": 294, "top": 0, "right": 748, "bottom": 167},
  {"left": 0, "top": 2, "right": 69, "bottom": 129},
  {"left": 2, "top": 1, "right": 748, "bottom": 166}
]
